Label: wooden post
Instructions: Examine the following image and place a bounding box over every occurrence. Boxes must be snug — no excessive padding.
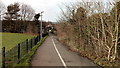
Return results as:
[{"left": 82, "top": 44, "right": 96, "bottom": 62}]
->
[
  {"left": 17, "top": 44, "right": 20, "bottom": 64},
  {"left": 26, "top": 39, "right": 28, "bottom": 53},
  {"left": 2, "top": 47, "right": 5, "bottom": 68}
]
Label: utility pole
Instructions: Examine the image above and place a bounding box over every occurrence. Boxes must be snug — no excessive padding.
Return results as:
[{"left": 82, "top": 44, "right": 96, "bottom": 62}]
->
[{"left": 40, "top": 11, "right": 44, "bottom": 39}]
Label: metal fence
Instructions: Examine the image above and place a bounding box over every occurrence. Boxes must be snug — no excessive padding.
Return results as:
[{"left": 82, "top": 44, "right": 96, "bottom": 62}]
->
[{"left": 2, "top": 35, "right": 41, "bottom": 67}]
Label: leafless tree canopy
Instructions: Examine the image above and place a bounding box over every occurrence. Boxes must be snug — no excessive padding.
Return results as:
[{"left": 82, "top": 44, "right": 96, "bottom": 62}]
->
[
  {"left": 0, "top": 1, "right": 6, "bottom": 13},
  {"left": 0, "top": 1, "right": 6, "bottom": 20},
  {"left": 56, "top": 1, "right": 120, "bottom": 66},
  {"left": 19, "top": 3, "right": 35, "bottom": 21}
]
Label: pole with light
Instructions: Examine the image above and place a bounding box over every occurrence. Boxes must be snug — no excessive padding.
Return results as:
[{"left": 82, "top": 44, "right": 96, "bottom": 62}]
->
[{"left": 40, "top": 11, "right": 44, "bottom": 39}]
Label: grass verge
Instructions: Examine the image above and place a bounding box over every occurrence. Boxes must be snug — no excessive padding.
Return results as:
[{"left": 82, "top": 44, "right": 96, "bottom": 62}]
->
[
  {"left": 2, "top": 32, "right": 35, "bottom": 51},
  {"left": 14, "top": 36, "right": 48, "bottom": 68}
]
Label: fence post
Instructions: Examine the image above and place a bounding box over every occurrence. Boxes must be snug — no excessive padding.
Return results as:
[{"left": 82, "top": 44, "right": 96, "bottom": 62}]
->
[
  {"left": 38, "top": 36, "right": 39, "bottom": 42},
  {"left": 31, "top": 39, "right": 32, "bottom": 49},
  {"left": 38, "top": 35, "right": 39, "bottom": 42},
  {"left": 17, "top": 43, "right": 20, "bottom": 64},
  {"left": 36, "top": 36, "right": 38, "bottom": 42},
  {"left": 26, "top": 39, "right": 28, "bottom": 53},
  {"left": 35, "top": 37, "right": 37, "bottom": 45},
  {"left": 2, "top": 47, "right": 5, "bottom": 68},
  {"left": 34, "top": 37, "right": 36, "bottom": 46},
  {"left": 39, "top": 34, "right": 40, "bottom": 41}
]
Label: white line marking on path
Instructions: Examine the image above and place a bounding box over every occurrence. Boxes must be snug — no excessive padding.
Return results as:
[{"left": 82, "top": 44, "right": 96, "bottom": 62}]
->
[{"left": 52, "top": 36, "right": 68, "bottom": 68}]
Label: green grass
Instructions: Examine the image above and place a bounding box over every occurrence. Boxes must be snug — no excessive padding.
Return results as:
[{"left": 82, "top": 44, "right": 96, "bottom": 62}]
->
[
  {"left": 0, "top": 33, "right": 2, "bottom": 50},
  {"left": 1, "top": 32, "right": 35, "bottom": 51},
  {"left": 0, "top": 33, "right": 2, "bottom": 68}
]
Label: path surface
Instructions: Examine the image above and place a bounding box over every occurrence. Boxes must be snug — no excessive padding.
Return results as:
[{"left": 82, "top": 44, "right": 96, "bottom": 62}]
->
[{"left": 31, "top": 36, "right": 101, "bottom": 68}]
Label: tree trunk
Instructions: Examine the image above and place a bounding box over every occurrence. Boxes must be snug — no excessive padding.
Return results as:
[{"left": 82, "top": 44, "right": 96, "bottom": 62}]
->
[{"left": 113, "top": 3, "right": 119, "bottom": 61}]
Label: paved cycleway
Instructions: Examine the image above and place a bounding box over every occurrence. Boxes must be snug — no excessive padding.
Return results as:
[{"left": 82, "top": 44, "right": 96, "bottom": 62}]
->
[{"left": 31, "top": 36, "right": 101, "bottom": 68}]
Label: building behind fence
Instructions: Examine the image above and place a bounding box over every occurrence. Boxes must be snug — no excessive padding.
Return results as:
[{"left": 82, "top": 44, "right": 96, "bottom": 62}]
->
[{"left": 1, "top": 34, "right": 45, "bottom": 68}]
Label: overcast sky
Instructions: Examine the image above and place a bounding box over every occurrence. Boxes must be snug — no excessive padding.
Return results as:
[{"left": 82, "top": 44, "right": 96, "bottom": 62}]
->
[
  {"left": 1, "top": 0, "right": 112, "bottom": 22},
  {"left": 1, "top": 0, "right": 78, "bottom": 22}
]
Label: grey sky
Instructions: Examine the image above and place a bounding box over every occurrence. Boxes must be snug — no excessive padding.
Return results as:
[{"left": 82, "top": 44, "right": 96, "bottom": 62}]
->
[
  {"left": 1, "top": 0, "right": 77, "bottom": 22},
  {"left": 1, "top": 0, "right": 114, "bottom": 22}
]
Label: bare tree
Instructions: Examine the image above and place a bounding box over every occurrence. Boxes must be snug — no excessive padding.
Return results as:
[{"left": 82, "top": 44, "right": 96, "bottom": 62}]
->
[
  {"left": 20, "top": 3, "right": 35, "bottom": 21},
  {"left": 56, "top": 1, "right": 119, "bottom": 66},
  {"left": 0, "top": 1, "right": 6, "bottom": 20}
]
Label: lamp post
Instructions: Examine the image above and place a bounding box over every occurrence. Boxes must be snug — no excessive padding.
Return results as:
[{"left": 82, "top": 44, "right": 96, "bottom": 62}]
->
[{"left": 40, "top": 11, "right": 44, "bottom": 39}]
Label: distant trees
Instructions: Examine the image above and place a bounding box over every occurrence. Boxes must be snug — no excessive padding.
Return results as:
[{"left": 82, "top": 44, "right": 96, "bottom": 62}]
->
[
  {"left": 2, "top": 3, "right": 20, "bottom": 32},
  {"left": 1, "top": 2, "right": 36, "bottom": 33},
  {"left": 0, "top": 1, "right": 51, "bottom": 35},
  {"left": 0, "top": 1, "right": 6, "bottom": 21},
  {"left": 56, "top": 1, "right": 120, "bottom": 66},
  {"left": 19, "top": 3, "right": 35, "bottom": 33},
  {"left": 0, "top": 1, "right": 5, "bottom": 32},
  {"left": 3, "top": 2, "right": 35, "bottom": 21},
  {"left": 20, "top": 3, "right": 35, "bottom": 21},
  {"left": 4, "top": 3, "right": 20, "bottom": 20},
  {"left": 0, "top": 1, "right": 6, "bottom": 14}
]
